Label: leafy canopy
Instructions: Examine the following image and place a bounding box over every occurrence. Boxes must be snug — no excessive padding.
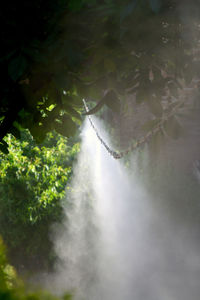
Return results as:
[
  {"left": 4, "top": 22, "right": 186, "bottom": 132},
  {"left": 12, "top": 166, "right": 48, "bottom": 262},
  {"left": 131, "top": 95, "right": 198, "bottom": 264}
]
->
[
  {"left": 1, "top": 0, "right": 200, "bottom": 152},
  {"left": 0, "top": 129, "right": 80, "bottom": 271}
]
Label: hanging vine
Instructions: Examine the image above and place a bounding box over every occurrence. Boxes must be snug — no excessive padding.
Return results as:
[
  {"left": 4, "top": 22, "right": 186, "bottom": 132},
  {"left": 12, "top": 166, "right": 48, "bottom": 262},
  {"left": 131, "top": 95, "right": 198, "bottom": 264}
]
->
[{"left": 83, "top": 97, "right": 187, "bottom": 159}]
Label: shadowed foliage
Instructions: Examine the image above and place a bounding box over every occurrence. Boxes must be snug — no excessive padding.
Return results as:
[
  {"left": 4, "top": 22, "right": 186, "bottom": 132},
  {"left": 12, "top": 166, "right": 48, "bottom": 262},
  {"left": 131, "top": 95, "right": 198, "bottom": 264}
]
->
[{"left": 1, "top": 0, "right": 200, "bottom": 153}]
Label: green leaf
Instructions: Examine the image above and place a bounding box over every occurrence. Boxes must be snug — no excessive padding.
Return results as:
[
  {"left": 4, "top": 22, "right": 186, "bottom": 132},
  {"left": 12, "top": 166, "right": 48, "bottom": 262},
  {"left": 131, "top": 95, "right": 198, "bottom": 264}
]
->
[
  {"left": 54, "top": 115, "right": 77, "bottom": 137},
  {"left": 29, "top": 124, "right": 48, "bottom": 143},
  {"left": 46, "top": 104, "right": 56, "bottom": 112},
  {"left": 64, "top": 104, "right": 82, "bottom": 122},
  {"left": 8, "top": 55, "right": 28, "bottom": 81}
]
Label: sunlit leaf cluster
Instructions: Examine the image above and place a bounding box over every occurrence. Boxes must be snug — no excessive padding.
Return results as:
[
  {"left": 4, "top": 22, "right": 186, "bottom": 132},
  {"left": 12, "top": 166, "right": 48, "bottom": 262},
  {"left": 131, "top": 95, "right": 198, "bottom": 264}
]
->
[{"left": 0, "top": 130, "right": 80, "bottom": 271}]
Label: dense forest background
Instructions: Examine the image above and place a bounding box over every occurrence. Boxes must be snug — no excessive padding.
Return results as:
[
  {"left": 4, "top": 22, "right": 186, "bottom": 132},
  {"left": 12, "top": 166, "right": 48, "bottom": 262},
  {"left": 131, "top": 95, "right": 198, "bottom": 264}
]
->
[{"left": 1, "top": 0, "right": 200, "bottom": 299}]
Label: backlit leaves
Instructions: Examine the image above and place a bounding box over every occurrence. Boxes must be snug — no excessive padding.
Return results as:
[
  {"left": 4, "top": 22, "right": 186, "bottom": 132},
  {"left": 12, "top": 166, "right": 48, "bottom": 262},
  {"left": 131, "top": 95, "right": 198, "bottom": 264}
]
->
[
  {"left": 54, "top": 114, "right": 77, "bottom": 137},
  {"left": 0, "top": 129, "right": 79, "bottom": 272}
]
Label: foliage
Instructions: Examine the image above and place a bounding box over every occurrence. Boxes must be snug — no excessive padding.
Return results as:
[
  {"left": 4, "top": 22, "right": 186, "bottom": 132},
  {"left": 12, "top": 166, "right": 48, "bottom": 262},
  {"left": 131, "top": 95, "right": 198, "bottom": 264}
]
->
[
  {"left": 0, "top": 236, "right": 18, "bottom": 291},
  {"left": 0, "top": 130, "right": 80, "bottom": 271},
  {"left": 1, "top": 0, "right": 200, "bottom": 152},
  {"left": 0, "top": 236, "right": 73, "bottom": 300}
]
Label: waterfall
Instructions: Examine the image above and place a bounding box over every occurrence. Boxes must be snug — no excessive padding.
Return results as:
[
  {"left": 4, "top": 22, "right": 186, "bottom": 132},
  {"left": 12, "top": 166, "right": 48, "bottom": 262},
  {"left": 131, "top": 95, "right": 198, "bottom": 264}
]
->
[{"left": 49, "top": 117, "right": 200, "bottom": 300}]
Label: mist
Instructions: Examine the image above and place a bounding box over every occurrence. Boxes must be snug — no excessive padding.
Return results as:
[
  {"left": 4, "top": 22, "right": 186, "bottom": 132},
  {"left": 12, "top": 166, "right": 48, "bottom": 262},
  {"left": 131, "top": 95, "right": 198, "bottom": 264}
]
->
[{"left": 44, "top": 112, "right": 200, "bottom": 300}]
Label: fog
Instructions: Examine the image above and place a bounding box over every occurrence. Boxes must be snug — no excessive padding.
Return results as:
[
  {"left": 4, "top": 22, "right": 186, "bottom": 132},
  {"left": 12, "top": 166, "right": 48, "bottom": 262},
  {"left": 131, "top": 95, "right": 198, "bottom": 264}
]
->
[{"left": 45, "top": 113, "right": 200, "bottom": 300}]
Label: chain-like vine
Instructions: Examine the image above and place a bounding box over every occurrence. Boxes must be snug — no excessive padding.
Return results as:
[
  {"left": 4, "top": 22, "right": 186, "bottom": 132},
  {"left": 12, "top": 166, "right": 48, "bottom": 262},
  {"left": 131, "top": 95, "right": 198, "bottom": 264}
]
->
[{"left": 83, "top": 98, "right": 186, "bottom": 159}]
